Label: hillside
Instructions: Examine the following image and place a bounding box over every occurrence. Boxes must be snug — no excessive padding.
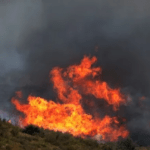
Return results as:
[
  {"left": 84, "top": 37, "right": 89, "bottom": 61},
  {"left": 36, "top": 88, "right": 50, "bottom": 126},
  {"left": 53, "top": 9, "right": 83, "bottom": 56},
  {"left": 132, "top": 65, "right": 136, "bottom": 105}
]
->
[{"left": 0, "top": 118, "right": 149, "bottom": 150}]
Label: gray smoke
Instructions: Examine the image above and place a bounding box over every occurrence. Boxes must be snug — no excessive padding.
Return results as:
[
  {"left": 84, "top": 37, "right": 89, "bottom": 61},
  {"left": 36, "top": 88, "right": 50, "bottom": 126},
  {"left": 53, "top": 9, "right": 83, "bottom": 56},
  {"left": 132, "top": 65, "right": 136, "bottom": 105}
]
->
[{"left": 1, "top": 0, "right": 150, "bottom": 145}]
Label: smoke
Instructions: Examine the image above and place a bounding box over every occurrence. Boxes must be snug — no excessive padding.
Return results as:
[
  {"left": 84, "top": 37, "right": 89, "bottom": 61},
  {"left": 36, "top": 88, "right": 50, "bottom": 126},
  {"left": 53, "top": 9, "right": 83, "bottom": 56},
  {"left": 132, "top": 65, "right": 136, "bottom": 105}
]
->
[{"left": 1, "top": 0, "right": 150, "bottom": 145}]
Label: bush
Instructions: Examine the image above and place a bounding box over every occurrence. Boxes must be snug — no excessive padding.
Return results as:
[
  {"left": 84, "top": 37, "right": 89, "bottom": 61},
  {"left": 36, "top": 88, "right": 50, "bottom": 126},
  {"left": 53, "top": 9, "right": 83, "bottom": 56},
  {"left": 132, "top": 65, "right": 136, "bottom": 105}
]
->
[
  {"left": 44, "top": 132, "right": 60, "bottom": 146},
  {"left": 83, "top": 138, "right": 99, "bottom": 148},
  {"left": 37, "top": 127, "right": 45, "bottom": 138},
  {"left": 57, "top": 132, "right": 72, "bottom": 142},
  {"left": 22, "top": 124, "right": 40, "bottom": 135},
  {"left": 99, "top": 143, "right": 113, "bottom": 150},
  {"left": 11, "top": 127, "right": 20, "bottom": 137},
  {"left": 6, "top": 145, "right": 13, "bottom": 150},
  {"left": 117, "top": 138, "right": 136, "bottom": 150},
  {"left": 59, "top": 145, "right": 76, "bottom": 150},
  {"left": 0, "top": 127, "right": 11, "bottom": 139},
  {"left": 2, "top": 119, "right": 6, "bottom": 123}
]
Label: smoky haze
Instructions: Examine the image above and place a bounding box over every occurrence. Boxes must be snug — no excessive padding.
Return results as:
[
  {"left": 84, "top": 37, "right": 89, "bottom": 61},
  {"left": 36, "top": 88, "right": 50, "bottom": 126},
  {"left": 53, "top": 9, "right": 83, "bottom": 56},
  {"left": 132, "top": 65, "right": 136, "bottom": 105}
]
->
[{"left": 1, "top": 0, "right": 150, "bottom": 145}]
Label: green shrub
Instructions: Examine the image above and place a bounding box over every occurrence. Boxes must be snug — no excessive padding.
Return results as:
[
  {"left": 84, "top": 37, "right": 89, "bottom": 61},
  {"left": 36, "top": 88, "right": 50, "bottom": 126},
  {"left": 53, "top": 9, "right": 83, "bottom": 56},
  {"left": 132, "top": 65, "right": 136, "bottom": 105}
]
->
[
  {"left": 83, "top": 138, "right": 99, "bottom": 148},
  {"left": 52, "top": 148, "right": 61, "bottom": 150},
  {"left": 59, "top": 145, "right": 77, "bottom": 150},
  {"left": 57, "top": 132, "right": 72, "bottom": 142},
  {"left": 0, "top": 127, "right": 11, "bottom": 139},
  {"left": 11, "top": 127, "right": 20, "bottom": 137},
  {"left": 99, "top": 143, "right": 113, "bottom": 150},
  {"left": 2, "top": 118, "right": 6, "bottom": 123},
  {"left": 6, "top": 144, "right": 13, "bottom": 150},
  {"left": 117, "top": 137, "right": 136, "bottom": 150},
  {"left": 35, "top": 127, "right": 46, "bottom": 138},
  {"left": 44, "top": 132, "right": 60, "bottom": 146},
  {"left": 22, "top": 124, "right": 40, "bottom": 135}
]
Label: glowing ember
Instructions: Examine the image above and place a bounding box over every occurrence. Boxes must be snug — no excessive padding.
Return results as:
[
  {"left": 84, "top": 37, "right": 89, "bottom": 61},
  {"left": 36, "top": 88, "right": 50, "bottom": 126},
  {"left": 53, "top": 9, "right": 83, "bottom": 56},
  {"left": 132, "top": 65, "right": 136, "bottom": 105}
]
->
[
  {"left": 11, "top": 55, "right": 129, "bottom": 141},
  {"left": 139, "top": 96, "right": 146, "bottom": 101},
  {"left": 8, "top": 120, "right": 11, "bottom": 123},
  {"left": 15, "top": 91, "right": 23, "bottom": 99},
  {"left": 138, "top": 96, "right": 146, "bottom": 108}
]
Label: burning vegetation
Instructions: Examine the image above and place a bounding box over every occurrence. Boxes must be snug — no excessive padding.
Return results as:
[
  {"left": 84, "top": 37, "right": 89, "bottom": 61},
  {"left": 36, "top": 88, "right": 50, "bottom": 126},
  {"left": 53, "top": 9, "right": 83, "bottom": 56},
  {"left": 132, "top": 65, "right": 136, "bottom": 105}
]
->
[
  {"left": 0, "top": 118, "right": 137, "bottom": 150},
  {"left": 11, "top": 55, "right": 129, "bottom": 142}
]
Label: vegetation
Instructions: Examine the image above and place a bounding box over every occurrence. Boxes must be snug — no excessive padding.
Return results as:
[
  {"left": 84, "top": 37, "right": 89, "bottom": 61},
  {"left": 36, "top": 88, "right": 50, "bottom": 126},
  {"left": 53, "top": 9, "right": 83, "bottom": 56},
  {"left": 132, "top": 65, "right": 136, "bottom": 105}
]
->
[{"left": 0, "top": 117, "right": 148, "bottom": 150}]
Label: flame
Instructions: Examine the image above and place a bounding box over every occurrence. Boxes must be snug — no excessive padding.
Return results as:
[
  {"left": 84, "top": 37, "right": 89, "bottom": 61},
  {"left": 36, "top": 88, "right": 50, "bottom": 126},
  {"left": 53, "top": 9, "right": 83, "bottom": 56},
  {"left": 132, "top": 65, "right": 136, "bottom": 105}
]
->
[
  {"left": 11, "top": 55, "right": 129, "bottom": 141},
  {"left": 139, "top": 96, "right": 146, "bottom": 101},
  {"left": 8, "top": 120, "right": 11, "bottom": 123}
]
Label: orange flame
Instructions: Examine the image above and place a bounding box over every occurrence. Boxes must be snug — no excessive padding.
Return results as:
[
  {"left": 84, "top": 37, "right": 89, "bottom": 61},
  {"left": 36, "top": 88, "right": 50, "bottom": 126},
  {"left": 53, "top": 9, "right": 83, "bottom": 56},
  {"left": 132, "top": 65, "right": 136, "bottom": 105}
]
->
[
  {"left": 8, "top": 120, "right": 11, "bottom": 123},
  {"left": 11, "top": 55, "right": 129, "bottom": 141}
]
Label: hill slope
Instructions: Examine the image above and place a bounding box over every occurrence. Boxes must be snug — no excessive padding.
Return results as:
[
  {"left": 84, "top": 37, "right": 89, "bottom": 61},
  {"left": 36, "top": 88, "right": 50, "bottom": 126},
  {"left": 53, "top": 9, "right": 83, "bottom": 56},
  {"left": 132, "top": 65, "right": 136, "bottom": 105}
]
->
[{"left": 0, "top": 118, "right": 147, "bottom": 150}]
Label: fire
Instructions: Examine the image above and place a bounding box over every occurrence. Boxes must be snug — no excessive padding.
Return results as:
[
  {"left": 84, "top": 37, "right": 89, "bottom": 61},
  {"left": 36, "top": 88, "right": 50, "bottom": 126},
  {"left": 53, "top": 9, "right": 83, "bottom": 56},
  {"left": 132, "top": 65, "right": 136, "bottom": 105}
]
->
[
  {"left": 138, "top": 96, "right": 146, "bottom": 108},
  {"left": 8, "top": 120, "right": 11, "bottom": 123},
  {"left": 11, "top": 55, "right": 129, "bottom": 141},
  {"left": 139, "top": 96, "right": 146, "bottom": 101}
]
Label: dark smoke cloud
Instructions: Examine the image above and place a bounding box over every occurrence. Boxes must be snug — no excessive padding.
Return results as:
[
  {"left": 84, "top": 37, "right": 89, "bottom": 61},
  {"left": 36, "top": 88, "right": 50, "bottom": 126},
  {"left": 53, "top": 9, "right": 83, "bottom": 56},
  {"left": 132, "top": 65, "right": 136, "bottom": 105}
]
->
[{"left": 1, "top": 0, "right": 150, "bottom": 145}]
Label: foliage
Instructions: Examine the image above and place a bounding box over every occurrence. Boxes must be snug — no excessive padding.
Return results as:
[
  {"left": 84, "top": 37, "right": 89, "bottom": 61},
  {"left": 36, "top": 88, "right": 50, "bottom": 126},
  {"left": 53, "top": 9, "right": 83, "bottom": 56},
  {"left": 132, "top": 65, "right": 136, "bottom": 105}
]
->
[
  {"left": 116, "top": 137, "right": 136, "bottom": 150},
  {"left": 22, "top": 124, "right": 40, "bottom": 135},
  {"left": 11, "top": 127, "right": 20, "bottom": 137},
  {"left": 0, "top": 117, "right": 148, "bottom": 150}
]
